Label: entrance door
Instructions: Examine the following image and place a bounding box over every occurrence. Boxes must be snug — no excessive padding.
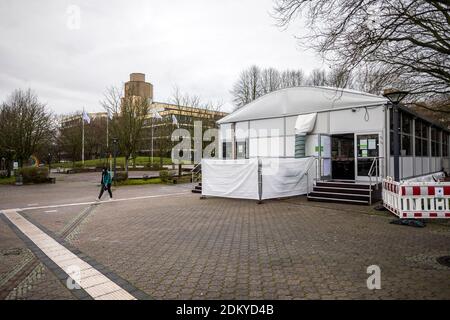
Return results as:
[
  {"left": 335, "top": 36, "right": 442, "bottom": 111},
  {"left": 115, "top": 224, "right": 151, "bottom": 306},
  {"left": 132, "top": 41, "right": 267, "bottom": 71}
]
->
[
  {"left": 355, "top": 133, "right": 380, "bottom": 181},
  {"left": 331, "top": 134, "right": 355, "bottom": 180},
  {"left": 318, "top": 134, "right": 332, "bottom": 180}
]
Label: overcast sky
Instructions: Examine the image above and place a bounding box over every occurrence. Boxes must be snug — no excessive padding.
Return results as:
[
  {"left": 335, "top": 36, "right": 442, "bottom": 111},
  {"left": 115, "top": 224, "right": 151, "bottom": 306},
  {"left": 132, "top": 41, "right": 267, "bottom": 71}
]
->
[{"left": 0, "top": 0, "right": 323, "bottom": 114}]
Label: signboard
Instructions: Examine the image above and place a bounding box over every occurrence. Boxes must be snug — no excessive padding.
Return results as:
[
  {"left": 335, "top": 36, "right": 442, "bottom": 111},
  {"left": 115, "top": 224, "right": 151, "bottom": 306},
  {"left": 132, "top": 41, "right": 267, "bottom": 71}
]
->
[{"left": 13, "top": 162, "right": 18, "bottom": 170}]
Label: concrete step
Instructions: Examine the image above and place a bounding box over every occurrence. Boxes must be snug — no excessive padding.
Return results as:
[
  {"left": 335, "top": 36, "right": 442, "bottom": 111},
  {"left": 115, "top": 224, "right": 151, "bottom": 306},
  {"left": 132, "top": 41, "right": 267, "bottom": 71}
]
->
[
  {"left": 307, "top": 196, "right": 369, "bottom": 205},
  {"left": 313, "top": 186, "right": 371, "bottom": 195},
  {"left": 309, "top": 191, "right": 370, "bottom": 201},
  {"left": 316, "top": 181, "right": 374, "bottom": 189}
]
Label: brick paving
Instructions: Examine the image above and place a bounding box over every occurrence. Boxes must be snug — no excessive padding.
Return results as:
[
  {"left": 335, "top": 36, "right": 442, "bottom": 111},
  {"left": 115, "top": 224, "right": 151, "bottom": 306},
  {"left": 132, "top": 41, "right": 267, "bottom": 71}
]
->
[
  {"left": 0, "top": 219, "right": 75, "bottom": 300},
  {"left": 1, "top": 183, "right": 449, "bottom": 300},
  {"left": 71, "top": 193, "right": 450, "bottom": 300}
]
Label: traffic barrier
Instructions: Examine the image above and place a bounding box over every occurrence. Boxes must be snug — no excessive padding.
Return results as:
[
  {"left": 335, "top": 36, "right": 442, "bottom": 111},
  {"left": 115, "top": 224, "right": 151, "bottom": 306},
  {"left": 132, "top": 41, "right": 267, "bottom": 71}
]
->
[{"left": 382, "top": 177, "right": 450, "bottom": 219}]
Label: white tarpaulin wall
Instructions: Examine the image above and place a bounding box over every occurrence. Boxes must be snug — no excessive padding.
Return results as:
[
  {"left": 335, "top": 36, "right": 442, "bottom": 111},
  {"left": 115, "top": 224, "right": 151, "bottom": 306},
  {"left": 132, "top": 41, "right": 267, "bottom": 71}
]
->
[
  {"left": 202, "top": 157, "right": 316, "bottom": 200},
  {"left": 261, "top": 158, "right": 315, "bottom": 200},
  {"left": 202, "top": 158, "right": 260, "bottom": 200}
]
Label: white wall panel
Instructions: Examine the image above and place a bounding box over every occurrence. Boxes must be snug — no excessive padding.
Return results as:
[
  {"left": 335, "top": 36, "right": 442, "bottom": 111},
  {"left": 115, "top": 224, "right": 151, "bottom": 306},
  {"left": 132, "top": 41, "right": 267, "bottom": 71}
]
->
[
  {"left": 285, "top": 116, "right": 297, "bottom": 135},
  {"left": 311, "top": 112, "right": 329, "bottom": 134},
  {"left": 402, "top": 157, "right": 414, "bottom": 179},
  {"left": 330, "top": 106, "right": 384, "bottom": 133},
  {"left": 422, "top": 158, "right": 430, "bottom": 174},
  {"left": 235, "top": 121, "right": 249, "bottom": 140},
  {"left": 220, "top": 123, "right": 232, "bottom": 141},
  {"left": 414, "top": 158, "right": 422, "bottom": 176},
  {"left": 285, "top": 136, "right": 295, "bottom": 157},
  {"left": 250, "top": 118, "right": 284, "bottom": 137}
]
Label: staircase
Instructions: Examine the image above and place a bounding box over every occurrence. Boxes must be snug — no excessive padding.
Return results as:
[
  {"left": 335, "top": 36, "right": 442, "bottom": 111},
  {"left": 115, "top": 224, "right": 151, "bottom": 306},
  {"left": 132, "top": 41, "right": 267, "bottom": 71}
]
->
[
  {"left": 307, "top": 180, "right": 381, "bottom": 205},
  {"left": 192, "top": 182, "right": 202, "bottom": 194},
  {"left": 191, "top": 163, "right": 202, "bottom": 194}
]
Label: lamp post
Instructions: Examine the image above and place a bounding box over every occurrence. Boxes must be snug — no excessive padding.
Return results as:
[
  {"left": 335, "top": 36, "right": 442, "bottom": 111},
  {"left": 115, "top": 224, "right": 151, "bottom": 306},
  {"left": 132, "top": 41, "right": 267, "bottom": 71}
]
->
[
  {"left": 383, "top": 89, "right": 409, "bottom": 182},
  {"left": 47, "top": 153, "right": 52, "bottom": 174},
  {"left": 112, "top": 137, "right": 118, "bottom": 181}
]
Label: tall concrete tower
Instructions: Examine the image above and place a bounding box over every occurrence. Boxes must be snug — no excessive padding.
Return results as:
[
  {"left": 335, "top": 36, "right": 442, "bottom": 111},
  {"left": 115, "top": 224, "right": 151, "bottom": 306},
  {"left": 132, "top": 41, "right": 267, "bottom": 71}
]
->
[{"left": 124, "top": 73, "right": 153, "bottom": 102}]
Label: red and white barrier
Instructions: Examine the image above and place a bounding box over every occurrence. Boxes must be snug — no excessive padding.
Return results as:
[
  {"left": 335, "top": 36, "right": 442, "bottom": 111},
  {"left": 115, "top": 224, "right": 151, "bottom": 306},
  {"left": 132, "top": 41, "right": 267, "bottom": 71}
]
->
[{"left": 383, "top": 177, "right": 450, "bottom": 219}]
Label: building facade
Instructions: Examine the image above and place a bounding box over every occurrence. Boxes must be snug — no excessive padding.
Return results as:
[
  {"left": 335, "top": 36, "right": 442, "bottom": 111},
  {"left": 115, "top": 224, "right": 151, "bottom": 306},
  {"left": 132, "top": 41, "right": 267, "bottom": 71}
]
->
[{"left": 217, "top": 86, "right": 450, "bottom": 181}]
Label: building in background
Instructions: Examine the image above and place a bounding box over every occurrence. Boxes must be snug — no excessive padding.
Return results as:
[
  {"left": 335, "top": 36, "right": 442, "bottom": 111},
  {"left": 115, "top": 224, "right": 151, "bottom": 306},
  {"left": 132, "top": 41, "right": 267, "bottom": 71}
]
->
[
  {"left": 60, "top": 73, "right": 228, "bottom": 162},
  {"left": 123, "top": 73, "right": 227, "bottom": 158}
]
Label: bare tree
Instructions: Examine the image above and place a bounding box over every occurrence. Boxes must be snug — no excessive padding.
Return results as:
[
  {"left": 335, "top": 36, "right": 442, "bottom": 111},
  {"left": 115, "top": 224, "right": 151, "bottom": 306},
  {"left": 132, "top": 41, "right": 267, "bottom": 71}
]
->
[
  {"left": 101, "top": 86, "right": 150, "bottom": 173},
  {"left": 0, "top": 89, "right": 54, "bottom": 168},
  {"left": 273, "top": 0, "right": 450, "bottom": 105},
  {"left": 280, "top": 69, "right": 305, "bottom": 88},
  {"left": 231, "top": 65, "right": 263, "bottom": 109},
  {"left": 307, "top": 68, "right": 327, "bottom": 86},
  {"left": 261, "top": 68, "right": 281, "bottom": 94}
]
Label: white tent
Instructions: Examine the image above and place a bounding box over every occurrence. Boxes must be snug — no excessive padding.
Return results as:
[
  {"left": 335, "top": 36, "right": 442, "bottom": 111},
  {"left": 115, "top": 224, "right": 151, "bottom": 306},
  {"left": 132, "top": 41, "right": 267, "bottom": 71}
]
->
[{"left": 218, "top": 86, "right": 387, "bottom": 124}]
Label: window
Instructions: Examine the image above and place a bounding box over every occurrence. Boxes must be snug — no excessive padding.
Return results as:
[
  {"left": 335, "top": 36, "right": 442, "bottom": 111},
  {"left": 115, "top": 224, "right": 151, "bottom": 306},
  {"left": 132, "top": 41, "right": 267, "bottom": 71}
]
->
[
  {"left": 400, "top": 113, "right": 413, "bottom": 156},
  {"left": 235, "top": 140, "right": 247, "bottom": 159},
  {"left": 443, "top": 132, "right": 449, "bottom": 157},
  {"left": 414, "top": 120, "right": 429, "bottom": 157},
  {"left": 222, "top": 142, "right": 232, "bottom": 159},
  {"left": 391, "top": 111, "right": 413, "bottom": 156},
  {"left": 431, "top": 127, "right": 441, "bottom": 157}
]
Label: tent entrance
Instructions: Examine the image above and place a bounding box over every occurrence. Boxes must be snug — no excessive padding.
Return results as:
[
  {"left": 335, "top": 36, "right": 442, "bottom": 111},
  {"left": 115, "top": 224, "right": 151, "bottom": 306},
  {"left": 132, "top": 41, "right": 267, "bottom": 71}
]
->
[{"left": 331, "top": 134, "right": 355, "bottom": 180}]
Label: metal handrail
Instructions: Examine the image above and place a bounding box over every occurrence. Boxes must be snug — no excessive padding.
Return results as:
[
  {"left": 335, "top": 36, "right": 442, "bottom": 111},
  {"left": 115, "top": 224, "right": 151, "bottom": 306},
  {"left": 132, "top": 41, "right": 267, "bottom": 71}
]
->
[
  {"left": 367, "top": 157, "right": 384, "bottom": 205},
  {"left": 191, "top": 162, "right": 202, "bottom": 184}
]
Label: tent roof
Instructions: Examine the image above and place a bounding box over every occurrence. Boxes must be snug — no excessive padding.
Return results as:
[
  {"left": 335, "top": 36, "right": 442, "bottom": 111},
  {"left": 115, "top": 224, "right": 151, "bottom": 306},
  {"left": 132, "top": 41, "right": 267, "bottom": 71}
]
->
[{"left": 218, "top": 86, "right": 388, "bottom": 124}]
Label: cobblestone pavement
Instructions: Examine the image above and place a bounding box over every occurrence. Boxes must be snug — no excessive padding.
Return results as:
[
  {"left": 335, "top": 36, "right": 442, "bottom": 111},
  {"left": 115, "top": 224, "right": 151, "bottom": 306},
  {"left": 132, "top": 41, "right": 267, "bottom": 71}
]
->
[
  {"left": 0, "top": 218, "right": 75, "bottom": 300},
  {"left": 1, "top": 183, "right": 449, "bottom": 300}
]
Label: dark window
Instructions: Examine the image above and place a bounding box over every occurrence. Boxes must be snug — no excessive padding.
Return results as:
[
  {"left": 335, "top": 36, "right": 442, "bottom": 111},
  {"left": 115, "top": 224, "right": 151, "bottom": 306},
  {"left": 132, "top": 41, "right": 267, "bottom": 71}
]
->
[
  {"left": 401, "top": 113, "right": 412, "bottom": 135},
  {"left": 422, "top": 139, "right": 429, "bottom": 157},
  {"left": 222, "top": 142, "right": 232, "bottom": 159},
  {"left": 415, "top": 119, "right": 422, "bottom": 138},
  {"left": 422, "top": 122, "right": 428, "bottom": 139},
  {"left": 401, "top": 135, "right": 412, "bottom": 156},
  {"left": 415, "top": 137, "right": 422, "bottom": 157},
  {"left": 443, "top": 132, "right": 449, "bottom": 157},
  {"left": 431, "top": 127, "right": 441, "bottom": 157}
]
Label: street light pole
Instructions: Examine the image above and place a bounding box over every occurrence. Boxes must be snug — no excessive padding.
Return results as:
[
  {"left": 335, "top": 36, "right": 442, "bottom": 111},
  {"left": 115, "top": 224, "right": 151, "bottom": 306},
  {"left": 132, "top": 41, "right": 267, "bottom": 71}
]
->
[
  {"left": 112, "top": 138, "right": 118, "bottom": 181},
  {"left": 392, "top": 104, "right": 400, "bottom": 182}
]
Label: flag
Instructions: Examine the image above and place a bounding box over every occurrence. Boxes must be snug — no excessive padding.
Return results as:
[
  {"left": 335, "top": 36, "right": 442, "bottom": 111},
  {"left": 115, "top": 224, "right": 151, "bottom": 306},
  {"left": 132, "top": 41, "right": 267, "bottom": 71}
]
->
[
  {"left": 172, "top": 115, "right": 179, "bottom": 128},
  {"left": 152, "top": 109, "right": 163, "bottom": 120},
  {"left": 82, "top": 110, "right": 91, "bottom": 124}
]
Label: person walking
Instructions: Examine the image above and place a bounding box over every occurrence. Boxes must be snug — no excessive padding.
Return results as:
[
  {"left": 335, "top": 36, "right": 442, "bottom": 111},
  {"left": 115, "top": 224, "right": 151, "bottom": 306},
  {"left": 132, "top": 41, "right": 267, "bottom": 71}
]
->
[{"left": 98, "top": 167, "right": 113, "bottom": 200}]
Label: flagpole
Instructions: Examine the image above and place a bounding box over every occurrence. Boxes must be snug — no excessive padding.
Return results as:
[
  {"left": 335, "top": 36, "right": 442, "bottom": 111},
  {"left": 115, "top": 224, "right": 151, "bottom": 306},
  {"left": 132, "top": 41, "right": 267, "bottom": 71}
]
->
[
  {"left": 151, "top": 121, "right": 154, "bottom": 165},
  {"left": 82, "top": 108, "right": 85, "bottom": 165},
  {"left": 106, "top": 112, "right": 109, "bottom": 149}
]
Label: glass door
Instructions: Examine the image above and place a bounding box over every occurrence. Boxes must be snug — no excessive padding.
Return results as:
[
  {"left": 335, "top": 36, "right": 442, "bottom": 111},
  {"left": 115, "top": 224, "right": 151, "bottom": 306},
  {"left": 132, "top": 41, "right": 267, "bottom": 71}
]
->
[
  {"left": 318, "top": 134, "right": 332, "bottom": 180},
  {"left": 355, "top": 133, "right": 380, "bottom": 181}
]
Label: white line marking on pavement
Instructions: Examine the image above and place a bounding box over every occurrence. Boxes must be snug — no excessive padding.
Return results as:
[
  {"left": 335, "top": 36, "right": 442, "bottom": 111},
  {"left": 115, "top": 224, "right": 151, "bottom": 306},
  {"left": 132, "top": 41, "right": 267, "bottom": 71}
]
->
[
  {"left": 27, "top": 203, "right": 39, "bottom": 206},
  {"left": 1, "top": 209, "right": 136, "bottom": 300},
  {"left": 19, "top": 192, "right": 189, "bottom": 211},
  {"left": 44, "top": 210, "right": 58, "bottom": 213}
]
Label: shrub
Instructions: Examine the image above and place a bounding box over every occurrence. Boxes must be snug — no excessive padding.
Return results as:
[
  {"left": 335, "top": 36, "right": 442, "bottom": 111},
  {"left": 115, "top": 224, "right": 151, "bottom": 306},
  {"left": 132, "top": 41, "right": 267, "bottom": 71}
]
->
[
  {"left": 159, "top": 170, "right": 170, "bottom": 183},
  {"left": 113, "top": 171, "right": 128, "bottom": 182},
  {"left": 18, "top": 167, "right": 49, "bottom": 183}
]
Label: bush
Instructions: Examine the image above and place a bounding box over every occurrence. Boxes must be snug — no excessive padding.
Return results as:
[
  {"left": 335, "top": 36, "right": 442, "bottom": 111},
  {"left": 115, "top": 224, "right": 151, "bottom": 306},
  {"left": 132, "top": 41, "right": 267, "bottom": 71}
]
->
[
  {"left": 113, "top": 171, "right": 128, "bottom": 182},
  {"left": 159, "top": 170, "right": 170, "bottom": 183},
  {"left": 18, "top": 167, "right": 49, "bottom": 184}
]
